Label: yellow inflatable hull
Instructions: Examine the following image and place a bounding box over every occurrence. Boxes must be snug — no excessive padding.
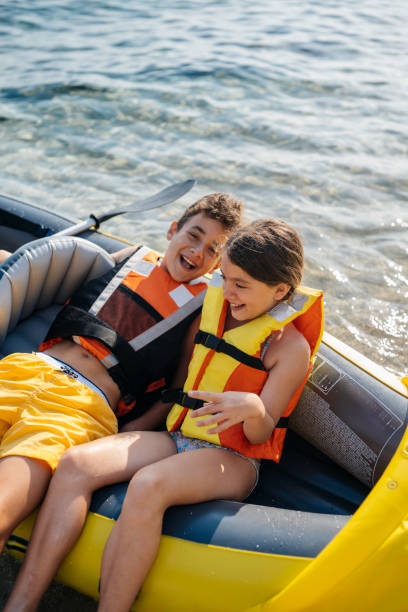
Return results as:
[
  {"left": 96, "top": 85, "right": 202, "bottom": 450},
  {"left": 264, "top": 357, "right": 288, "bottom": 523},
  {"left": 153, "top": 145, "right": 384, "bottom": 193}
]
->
[{"left": 7, "top": 333, "right": 407, "bottom": 612}]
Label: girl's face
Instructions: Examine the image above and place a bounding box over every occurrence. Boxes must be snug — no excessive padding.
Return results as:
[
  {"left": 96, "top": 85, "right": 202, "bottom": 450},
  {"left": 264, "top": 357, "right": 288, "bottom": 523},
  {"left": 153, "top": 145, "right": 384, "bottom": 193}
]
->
[{"left": 220, "top": 253, "right": 291, "bottom": 322}]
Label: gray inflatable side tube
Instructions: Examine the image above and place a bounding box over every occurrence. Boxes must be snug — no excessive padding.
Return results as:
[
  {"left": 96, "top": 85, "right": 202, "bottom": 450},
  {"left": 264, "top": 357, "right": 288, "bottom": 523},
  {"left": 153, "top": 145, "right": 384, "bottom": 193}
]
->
[
  {"left": 289, "top": 342, "right": 407, "bottom": 488},
  {"left": 0, "top": 236, "right": 115, "bottom": 344}
]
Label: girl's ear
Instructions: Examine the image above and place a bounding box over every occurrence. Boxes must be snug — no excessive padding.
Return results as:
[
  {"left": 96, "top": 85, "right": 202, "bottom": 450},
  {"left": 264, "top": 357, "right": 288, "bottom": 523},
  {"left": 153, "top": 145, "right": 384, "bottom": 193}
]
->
[
  {"left": 166, "top": 221, "right": 178, "bottom": 241},
  {"left": 275, "top": 282, "right": 292, "bottom": 301}
]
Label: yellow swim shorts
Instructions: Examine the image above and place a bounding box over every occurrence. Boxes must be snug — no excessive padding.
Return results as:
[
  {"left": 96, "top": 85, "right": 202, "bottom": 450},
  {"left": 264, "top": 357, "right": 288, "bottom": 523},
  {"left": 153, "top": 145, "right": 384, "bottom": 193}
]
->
[{"left": 0, "top": 352, "right": 118, "bottom": 471}]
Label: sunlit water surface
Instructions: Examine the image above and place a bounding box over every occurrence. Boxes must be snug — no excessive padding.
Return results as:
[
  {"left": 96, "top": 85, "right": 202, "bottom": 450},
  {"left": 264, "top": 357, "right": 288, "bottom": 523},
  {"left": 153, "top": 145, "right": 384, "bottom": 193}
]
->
[{"left": 1, "top": 1, "right": 407, "bottom": 377}]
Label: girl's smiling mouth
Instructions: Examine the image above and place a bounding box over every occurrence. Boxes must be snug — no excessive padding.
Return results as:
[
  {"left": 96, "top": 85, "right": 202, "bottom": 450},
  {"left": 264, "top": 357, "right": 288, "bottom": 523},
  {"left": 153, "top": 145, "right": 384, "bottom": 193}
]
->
[{"left": 230, "top": 303, "right": 245, "bottom": 311}]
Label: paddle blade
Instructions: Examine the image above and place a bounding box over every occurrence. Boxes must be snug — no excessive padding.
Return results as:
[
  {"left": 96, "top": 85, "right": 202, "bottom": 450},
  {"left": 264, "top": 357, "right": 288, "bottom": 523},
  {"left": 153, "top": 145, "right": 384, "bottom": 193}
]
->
[
  {"left": 54, "top": 179, "right": 196, "bottom": 236},
  {"left": 129, "top": 179, "right": 195, "bottom": 212},
  {"left": 99, "top": 179, "right": 195, "bottom": 223}
]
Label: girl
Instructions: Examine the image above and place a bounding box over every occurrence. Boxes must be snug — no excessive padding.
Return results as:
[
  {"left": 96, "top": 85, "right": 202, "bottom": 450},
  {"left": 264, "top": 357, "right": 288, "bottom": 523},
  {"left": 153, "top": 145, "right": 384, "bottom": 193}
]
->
[{"left": 5, "top": 218, "right": 323, "bottom": 612}]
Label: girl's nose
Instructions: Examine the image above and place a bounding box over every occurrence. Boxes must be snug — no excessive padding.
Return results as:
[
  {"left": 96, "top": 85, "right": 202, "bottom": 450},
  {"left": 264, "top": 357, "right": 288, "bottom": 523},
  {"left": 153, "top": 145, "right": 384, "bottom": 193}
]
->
[{"left": 222, "top": 281, "right": 233, "bottom": 300}]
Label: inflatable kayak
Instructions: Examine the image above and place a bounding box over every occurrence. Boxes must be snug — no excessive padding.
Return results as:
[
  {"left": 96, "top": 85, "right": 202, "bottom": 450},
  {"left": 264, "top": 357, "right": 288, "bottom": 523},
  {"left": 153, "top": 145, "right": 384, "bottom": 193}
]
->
[{"left": 1, "top": 193, "right": 407, "bottom": 612}]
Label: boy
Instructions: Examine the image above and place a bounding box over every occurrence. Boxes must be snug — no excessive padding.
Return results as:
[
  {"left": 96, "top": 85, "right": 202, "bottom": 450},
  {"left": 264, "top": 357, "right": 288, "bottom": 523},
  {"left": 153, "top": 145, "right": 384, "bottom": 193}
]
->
[{"left": 0, "top": 192, "right": 243, "bottom": 555}]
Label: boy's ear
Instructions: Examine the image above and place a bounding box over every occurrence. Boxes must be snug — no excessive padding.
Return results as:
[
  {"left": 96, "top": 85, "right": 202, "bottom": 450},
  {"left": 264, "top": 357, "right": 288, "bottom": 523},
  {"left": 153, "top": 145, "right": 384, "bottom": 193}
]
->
[
  {"left": 166, "top": 221, "right": 178, "bottom": 241},
  {"left": 207, "top": 257, "right": 222, "bottom": 274}
]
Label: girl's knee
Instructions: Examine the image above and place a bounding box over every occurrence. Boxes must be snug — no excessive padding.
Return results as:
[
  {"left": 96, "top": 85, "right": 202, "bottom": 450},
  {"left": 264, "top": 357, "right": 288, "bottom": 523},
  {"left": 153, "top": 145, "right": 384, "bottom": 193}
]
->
[{"left": 125, "top": 465, "right": 169, "bottom": 510}]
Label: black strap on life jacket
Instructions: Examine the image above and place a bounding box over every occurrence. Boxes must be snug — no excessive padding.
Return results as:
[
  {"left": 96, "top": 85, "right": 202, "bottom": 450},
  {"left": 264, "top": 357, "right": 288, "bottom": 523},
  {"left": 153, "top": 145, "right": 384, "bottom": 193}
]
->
[
  {"left": 46, "top": 305, "right": 137, "bottom": 367},
  {"left": 161, "top": 387, "right": 289, "bottom": 429},
  {"left": 46, "top": 305, "right": 153, "bottom": 412},
  {"left": 162, "top": 388, "right": 204, "bottom": 410},
  {"left": 194, "top": 330, "right": 266, "bottom": 371},
  {"left": 47, "top": 296, "right": 203, "bottom": 418}
]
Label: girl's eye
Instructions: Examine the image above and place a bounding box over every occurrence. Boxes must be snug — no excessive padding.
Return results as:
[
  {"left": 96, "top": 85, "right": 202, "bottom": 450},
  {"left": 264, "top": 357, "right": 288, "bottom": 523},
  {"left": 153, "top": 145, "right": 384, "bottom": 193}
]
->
[
  {"left": 189, "top": 232, "right": 198, "bottom": 240},
  {"left": 208, "top": 247, "right": 216, "bottom": 257},
  {"left": 236, "top": 283, "right": 245, "bottom": 289}
]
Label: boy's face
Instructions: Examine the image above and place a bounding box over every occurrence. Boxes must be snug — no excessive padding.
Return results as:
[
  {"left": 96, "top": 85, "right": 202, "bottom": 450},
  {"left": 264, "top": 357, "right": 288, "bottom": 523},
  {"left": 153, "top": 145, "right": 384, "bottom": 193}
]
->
[{"left": 161, "top": 213, "right": 228, "bottom": 283}]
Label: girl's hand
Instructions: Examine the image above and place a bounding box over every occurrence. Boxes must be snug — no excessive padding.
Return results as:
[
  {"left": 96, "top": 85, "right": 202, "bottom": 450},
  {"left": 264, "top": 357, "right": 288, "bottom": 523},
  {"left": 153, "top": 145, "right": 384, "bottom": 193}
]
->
[{"left": 188, "top": 390, "right": 265, "bottom": 435}]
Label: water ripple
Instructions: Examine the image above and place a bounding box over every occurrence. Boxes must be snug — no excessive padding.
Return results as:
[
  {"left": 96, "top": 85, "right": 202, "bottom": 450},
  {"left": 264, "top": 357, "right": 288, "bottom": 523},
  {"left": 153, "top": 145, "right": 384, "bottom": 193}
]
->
[{"left": 0, "top": 0, "right": 407, "bottom": 375}]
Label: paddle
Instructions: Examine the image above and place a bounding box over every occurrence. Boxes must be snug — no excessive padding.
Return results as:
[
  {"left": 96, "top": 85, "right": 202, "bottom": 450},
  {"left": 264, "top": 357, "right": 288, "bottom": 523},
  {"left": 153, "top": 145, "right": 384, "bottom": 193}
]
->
[{"left": 54, "top": 179, "right": 195, "bottom": 237}]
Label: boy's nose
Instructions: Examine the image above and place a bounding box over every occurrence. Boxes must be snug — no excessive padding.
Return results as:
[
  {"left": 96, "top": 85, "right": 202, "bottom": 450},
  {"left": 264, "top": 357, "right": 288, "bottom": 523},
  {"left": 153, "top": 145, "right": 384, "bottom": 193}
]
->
[{"left": 191, "top": 244, "right": 204, "bottom": 260}]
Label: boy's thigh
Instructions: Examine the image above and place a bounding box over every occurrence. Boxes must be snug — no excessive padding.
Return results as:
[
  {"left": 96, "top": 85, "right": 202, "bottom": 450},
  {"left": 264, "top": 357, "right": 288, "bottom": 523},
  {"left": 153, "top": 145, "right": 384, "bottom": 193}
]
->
[
  {"left": 0, "top": 455, "right": 52, "bottom": 521},
  {"left": 61, "top": 430, "right": 178, "bottom": 487}
]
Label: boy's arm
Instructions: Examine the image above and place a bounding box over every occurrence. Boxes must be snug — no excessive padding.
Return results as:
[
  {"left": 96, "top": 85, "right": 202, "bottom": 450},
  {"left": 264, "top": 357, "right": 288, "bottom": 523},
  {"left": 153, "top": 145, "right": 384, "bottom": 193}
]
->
[
  {"left": 111, "top": 245, "right": 138, "bottom": 264},
  {"left": 0, "top": 249, "right": 11, "bottom": 264},
  {"left": 120, "top": 401, "right": 171, "bottom": 432},
  {"left": 120, "top": 314, "right": 201, "bottom": 432}
]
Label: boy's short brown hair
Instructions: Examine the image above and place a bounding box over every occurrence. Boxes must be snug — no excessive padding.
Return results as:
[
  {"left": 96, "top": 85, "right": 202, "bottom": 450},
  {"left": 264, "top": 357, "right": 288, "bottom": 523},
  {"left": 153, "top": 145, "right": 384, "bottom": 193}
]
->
[{"left": 176, "top": 193, "right": 243, "bottom": 233}]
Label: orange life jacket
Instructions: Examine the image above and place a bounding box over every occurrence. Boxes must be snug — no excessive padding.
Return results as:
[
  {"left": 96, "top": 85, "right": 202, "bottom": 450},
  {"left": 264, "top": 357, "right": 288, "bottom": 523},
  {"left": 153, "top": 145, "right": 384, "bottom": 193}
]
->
[
  {"left": 166, "top": 271, "right": 324, "bottom": 461},
  {"left": 43, "top": 247, "right": 207, "bottom": 416}
]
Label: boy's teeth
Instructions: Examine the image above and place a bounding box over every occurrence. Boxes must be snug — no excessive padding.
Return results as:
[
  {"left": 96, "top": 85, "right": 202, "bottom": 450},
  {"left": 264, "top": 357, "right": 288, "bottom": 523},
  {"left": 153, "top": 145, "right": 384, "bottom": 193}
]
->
[{"left": 182, "top": 255, "right": 195, "bottom": 268}]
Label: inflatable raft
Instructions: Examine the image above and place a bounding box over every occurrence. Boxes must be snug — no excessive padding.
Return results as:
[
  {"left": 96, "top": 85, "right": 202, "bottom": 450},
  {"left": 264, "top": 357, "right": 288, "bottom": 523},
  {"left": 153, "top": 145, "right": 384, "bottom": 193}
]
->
[{"left": 1, "top": 193, "right": 407, "bottom": 612}]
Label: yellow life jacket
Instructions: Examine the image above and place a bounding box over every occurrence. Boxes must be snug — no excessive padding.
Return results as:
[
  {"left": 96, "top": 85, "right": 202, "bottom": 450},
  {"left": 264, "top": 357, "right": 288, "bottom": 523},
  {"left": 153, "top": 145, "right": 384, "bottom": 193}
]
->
[{"left": 166, "top": 271, "right": 324, "bottom": 461}]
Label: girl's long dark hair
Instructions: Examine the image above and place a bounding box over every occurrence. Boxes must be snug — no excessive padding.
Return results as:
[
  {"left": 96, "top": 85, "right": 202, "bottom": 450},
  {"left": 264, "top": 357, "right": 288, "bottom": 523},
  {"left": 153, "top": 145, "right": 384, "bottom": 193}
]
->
[{"left": 225, "top": 218, "right": 304, "bottom": 298}]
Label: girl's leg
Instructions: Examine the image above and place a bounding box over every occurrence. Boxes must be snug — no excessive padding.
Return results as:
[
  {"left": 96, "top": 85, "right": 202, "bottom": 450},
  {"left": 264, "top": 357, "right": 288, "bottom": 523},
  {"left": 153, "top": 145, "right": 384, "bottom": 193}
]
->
[
  {"left": 98, "top": 448, "right": 256, "bottom": 612},
  {"left": 4, "top": 431, "right": 176, "bottom": 612},
  {"left": 0, "top": 455, "right": 51, "bottom": 553}
]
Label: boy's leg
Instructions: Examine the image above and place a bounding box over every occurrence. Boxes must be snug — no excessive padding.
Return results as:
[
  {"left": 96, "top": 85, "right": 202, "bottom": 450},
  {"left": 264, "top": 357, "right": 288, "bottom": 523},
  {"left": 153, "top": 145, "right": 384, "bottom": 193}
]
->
[
  {"left": 4, "top": 430, "right": 176, "bottom": 612},
  {"left": 98, "top": 448, "right": 256, "bottom": 612},
  {"left": 0, "top": 456, "right": 52, "bottom": 553}
]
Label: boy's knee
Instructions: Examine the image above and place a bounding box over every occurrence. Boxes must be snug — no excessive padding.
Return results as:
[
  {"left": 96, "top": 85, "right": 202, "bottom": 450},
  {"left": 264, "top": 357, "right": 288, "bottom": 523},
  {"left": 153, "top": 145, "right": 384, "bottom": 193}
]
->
[{"left": 55, "top": 446, "right": 93, "bottom": 482}]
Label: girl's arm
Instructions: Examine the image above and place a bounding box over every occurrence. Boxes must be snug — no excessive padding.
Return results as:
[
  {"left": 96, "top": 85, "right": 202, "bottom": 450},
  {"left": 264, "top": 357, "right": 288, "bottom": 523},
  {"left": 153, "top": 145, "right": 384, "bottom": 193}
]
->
[
  {"left": 120, "top": 314, "right": 201, "bottom": 432},
  {"left": 189, "top": 325, "right": 310, "bottom": 444}
]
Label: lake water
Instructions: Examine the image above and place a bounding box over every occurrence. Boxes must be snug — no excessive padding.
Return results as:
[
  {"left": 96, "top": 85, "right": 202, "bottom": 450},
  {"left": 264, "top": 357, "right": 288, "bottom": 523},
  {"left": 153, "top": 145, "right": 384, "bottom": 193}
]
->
[
  {"left": 0, "top": 4, "right": 407, "bottom": 373},
  {"left": 0, "top": 2, "right": 407, "bottom": 608}
]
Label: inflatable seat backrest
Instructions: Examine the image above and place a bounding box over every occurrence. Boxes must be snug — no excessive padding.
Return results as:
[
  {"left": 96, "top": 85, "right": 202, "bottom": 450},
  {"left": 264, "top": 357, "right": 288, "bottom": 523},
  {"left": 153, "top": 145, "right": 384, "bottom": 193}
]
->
[{"left": 0, "top": 236, "right": 115, "bottom": 352}]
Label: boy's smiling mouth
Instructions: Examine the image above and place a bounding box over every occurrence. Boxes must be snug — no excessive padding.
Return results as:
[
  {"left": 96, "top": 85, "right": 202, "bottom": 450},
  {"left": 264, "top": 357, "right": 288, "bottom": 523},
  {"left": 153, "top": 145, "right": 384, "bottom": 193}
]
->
[{"left": 180, "top": 254, "right": 196, "bottom": 270}]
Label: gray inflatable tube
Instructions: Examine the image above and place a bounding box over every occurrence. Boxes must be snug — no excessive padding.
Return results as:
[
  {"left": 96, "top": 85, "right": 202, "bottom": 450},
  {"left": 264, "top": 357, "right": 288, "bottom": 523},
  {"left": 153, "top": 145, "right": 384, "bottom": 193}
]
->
[{"left": 0, "top": 236, "right": 115, "bottom": 354}]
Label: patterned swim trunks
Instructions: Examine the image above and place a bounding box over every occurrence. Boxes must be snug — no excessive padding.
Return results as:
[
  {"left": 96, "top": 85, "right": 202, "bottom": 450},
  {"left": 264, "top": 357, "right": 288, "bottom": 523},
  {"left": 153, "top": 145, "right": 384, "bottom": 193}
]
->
[{"left": 169, "top": 430, "right": 260, "bottom": 494}]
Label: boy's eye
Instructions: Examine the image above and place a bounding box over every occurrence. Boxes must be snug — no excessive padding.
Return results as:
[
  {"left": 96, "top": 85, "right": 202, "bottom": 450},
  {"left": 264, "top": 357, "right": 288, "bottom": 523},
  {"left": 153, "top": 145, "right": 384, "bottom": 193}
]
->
[
  {"left": 236, "top": 283, "right": 245, "bottom": 289},
  {"left": 189, "top": 232, "right": 198, "bottom": 240},
  {"left": 208, "top": 247, "right": 217, "bottom": 257}
]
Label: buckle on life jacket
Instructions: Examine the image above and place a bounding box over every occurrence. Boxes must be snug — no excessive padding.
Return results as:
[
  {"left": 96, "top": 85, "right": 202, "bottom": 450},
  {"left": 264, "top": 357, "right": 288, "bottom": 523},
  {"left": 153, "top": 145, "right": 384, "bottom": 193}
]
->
[
  {"left": 195, "top": 331, "right": 222, "bottom": 351},
  {"left": 161, "top": 388, "right": 204, "bottom": 410}
]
